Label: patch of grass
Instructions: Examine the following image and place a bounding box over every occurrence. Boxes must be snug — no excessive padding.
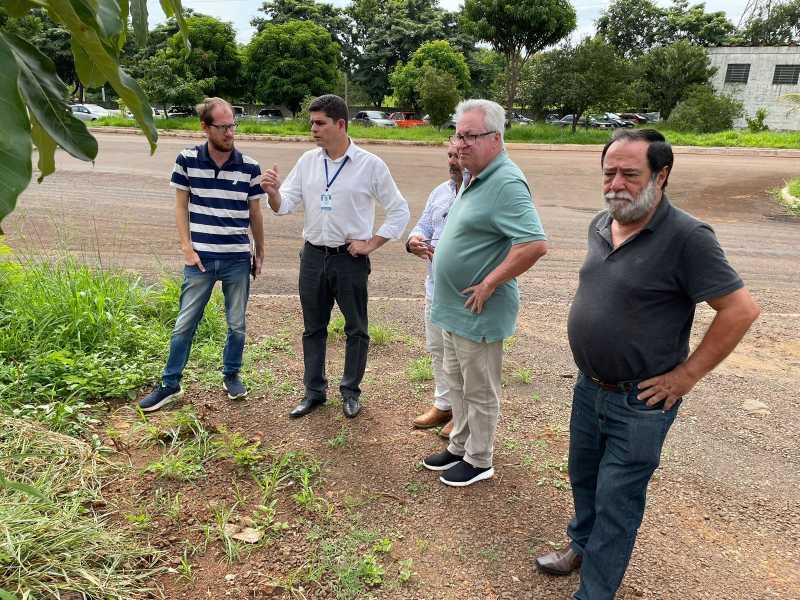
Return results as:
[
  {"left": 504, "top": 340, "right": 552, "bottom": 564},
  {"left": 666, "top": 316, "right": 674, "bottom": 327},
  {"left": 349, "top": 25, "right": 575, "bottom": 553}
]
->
[
  {"left": 328, "top": 315, "right": 346, "bottom": 342},
  {"left": 788, "top": 177, "right": 800, "bottom": 199},
  {"left": 0, "top": 415, "right": 161, "bottom": 599},
  {"left": 0, "top": 256, "right": 225, "bottom": 435},
  {"left": 406, "top": 356, "right": 433, "bottom": 382},
  {"left": 368, "top": 323, "right": 396, "bottom": 345},
  {"left": 96, "top": 117, "right": 800, "bottom": 148},
  {"left": 513, "top": 367, "right": 533, "bottom": 384},
  {"left": 327, "top": 425, "right": 350, "bottom": 449},
  {"left": 404, "top": 481, "right": 430, "bottom": 497}
]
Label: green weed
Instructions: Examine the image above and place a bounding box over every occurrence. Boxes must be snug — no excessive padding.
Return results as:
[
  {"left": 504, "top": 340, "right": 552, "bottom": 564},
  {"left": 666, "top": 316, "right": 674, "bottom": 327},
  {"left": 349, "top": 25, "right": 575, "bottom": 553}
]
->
[
  {"left": 406, "top": 356, "right": 433, "bottom": 382},
  {"left": 327, "top": 426, "right": 349, "bottom": 449},
  {"left": 514, "top": 367, "right": 533, "bottom": 384}
]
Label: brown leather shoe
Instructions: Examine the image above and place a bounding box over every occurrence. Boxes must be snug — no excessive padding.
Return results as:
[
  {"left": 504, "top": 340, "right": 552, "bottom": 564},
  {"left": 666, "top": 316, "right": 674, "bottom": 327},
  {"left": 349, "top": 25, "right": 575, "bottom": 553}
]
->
[
  {"left": 438, "top": 419, "right": 453, "bottom": 439},
  {"left": 535, "top": 546, "right": 582, "bottom": 576},
  {"left": 413, "top": 406, "right": 451, "bottom": 429}
]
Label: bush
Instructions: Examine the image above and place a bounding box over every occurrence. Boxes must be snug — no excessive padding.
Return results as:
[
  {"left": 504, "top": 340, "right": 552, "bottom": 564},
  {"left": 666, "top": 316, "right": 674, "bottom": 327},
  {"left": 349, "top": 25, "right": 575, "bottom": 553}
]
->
[
  {"left": 745, "top": 107, "right": 769, "bottom": 132},
  {"left": 417, "top": 66, "right": 460, "bottom": 130},
  {"left": 666, "top": 86, "right": 743, "bottom": 133}
]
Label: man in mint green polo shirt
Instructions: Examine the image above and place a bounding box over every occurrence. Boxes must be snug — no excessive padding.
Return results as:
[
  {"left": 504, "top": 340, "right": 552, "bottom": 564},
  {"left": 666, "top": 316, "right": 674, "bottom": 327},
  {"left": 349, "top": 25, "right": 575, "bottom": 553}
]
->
[{"left": 422, "top": 99, "right": 548, "bottom": 487}]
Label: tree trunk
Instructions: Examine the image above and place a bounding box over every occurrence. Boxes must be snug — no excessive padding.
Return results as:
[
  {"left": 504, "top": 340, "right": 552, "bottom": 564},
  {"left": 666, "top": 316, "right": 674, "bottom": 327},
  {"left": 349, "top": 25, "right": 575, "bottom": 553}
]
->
[{"left": 505, "top": 52, "right": 522, "bottom": 129}]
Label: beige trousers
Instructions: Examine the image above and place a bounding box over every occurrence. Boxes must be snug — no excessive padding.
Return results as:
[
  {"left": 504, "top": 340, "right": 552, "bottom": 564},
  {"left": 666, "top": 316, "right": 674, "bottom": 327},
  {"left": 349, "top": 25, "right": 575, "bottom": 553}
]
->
[{"left": 442, "top": 330, "right": 503, "bottom": 469}]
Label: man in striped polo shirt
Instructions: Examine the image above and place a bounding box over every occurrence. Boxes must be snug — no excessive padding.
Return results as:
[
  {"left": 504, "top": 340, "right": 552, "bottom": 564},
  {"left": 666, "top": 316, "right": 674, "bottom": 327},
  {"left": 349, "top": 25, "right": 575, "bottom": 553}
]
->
[{"left": 138, "top": 97, "right": 266, "bottom": 412}]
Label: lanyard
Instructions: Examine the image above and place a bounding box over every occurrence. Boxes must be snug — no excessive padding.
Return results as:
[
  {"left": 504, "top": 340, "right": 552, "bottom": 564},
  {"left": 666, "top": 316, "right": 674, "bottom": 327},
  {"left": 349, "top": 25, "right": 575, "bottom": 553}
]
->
[{"left": 323, "top": 156, "right": 349, "bottom": 191}]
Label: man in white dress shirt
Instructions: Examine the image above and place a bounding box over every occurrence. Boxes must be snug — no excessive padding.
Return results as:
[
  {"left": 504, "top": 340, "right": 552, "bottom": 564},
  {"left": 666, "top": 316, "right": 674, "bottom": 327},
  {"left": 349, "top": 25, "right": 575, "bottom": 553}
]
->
[{"left": 261, "top": 94, "right": 410, "bottom": 419}]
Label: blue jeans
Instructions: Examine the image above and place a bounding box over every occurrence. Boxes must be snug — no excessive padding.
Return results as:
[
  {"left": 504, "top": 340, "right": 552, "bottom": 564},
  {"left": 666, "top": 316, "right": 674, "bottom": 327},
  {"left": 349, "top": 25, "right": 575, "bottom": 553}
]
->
[
  {"left": 162, "top": 258, "right": 251, "bottom": 388},
  {"left": 568, "top": 372, "right": 679, "bottom": 600}
]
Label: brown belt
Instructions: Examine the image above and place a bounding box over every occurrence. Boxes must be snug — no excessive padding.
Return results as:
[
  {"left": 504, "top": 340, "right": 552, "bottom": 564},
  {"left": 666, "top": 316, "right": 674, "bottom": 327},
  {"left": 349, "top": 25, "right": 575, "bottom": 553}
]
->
[{"left": 589, "top": 376, "right": 636, "bottom": 393}]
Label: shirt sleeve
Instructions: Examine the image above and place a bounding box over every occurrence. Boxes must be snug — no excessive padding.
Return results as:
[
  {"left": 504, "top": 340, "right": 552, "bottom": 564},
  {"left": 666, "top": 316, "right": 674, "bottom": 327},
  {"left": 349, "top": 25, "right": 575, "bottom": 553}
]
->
[
  {"left": 170, "top": 152, "right": 189, "bottom": 190},
  {"left": 492, "top": 180, "right": 547, "bottom": 244},
  {"left": 248, "top": 164, "right": 266, "bottom": 201},
  {"left": 276, "top": 156, "right": 305, "bottom": 215},
  {"left": 678, "top": 224, "right": 744, "bottom": 303},
  {"left": 408, "top": 187, "right": 438, "bottom": 241},
  {"left": 371, "top": 159, "right": 410, "bottom": 240}
]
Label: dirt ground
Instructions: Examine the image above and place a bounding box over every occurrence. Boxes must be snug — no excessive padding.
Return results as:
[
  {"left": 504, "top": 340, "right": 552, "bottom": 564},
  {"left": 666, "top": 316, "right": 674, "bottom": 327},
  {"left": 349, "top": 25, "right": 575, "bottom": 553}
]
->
[{"left": 5, "top": 134, "right": 800, "bottom": 599}]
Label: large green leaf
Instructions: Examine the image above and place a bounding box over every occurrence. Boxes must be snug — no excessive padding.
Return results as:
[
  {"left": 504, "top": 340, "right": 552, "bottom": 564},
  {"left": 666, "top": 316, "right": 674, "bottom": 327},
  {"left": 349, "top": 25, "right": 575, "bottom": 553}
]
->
[
  {"left": 48, "top": 0, "right": 158, "bottom": 152},
  {"left": 160, "top": 0, "right": 190, "bottom": 51},
  {"left": 130, "top": 0, "right": 149, "bottom": 46},
  {"left": 3, "top": 32, "right": 97, "bottom": 162},
  {"left": 30, "top": 114, "right": 58, "bottom": 183},
  {"left": 0, "top": 36, "right": 33, "bottom": 232},
  {"left": 72, "top": 38, "right": 107, "bottom": 87},
  {"left": 96, "top": 0, "right": 124, "bottom": 40},
  {"left": 0, "top": 588, "right": 19, "bottom": 600}
]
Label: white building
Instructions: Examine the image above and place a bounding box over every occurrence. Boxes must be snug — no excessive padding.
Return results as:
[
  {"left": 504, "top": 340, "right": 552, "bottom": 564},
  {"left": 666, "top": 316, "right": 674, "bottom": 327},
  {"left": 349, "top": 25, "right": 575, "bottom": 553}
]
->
[{"left": 707, "top": 46, "right": 800, "bottom": 130}]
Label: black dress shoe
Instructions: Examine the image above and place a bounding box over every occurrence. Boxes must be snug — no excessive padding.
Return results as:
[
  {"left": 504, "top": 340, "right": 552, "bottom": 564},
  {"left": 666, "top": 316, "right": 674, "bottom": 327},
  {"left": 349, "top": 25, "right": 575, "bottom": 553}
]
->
[
  {"left": 342, "top": 397, "right": 361, "bottom": 418},
  {"left": 289, "top": 397, "right": 325, "bottom": 418},
  {"left": 535, "top": 546, "right": 582, "bottom": 576}
]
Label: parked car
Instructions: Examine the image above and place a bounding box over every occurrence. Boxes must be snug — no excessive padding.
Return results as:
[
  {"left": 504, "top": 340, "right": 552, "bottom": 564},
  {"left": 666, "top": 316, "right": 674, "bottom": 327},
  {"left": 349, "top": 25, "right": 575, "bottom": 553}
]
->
[
  {"left": 232, "top": 105, "right": 246, "bottom": 119},
  {"left": 422, "top": 113, "right": 456, "bottom": 129},
  {"left": 352, "top": 110, "right": 396, "bottom": 128},
  {"left": 257, "top": 108, "right": 285, "bottom": 122},
  {"left": 643, "top": 112, "right": 661, "bottom": 123},
  {"left": 544, "top": 113, "right": 562, "bottom": 124},
  {"left": 388, "top": 112, "right": 426, "bottom": 127},
  {"left": 69, "top": 103, "right": 118, "bottom": 121},
  {"left": 508, "top": 112, "right": 533, "bottom": 126},
  {"left": 602, "top": 112, "right": 636, "bottom": 128},
  {"left": 556, "top": 114, "right": 594, "bottom": 128},
  {"left": 619, "top": 112, "right": 649, "bottom": 124},
  {"left": 166, "top": 106, "right": 194, "bottom": 118},
  {"left": 588, "top": 115, "right": 617, "bottom": 129}
]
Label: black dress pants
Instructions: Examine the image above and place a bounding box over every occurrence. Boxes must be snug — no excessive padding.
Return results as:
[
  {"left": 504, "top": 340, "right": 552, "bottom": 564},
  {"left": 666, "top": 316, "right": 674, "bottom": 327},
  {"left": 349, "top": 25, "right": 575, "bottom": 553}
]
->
[{"left": 298, "top": 242, "right": 370, "bottom": 402}]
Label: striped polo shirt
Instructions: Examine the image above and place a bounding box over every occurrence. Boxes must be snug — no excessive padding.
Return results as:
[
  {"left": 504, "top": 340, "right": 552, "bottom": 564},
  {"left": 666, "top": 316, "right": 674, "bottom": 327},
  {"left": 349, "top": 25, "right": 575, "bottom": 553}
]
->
[{"left": 170, "top": 143, "right": 265, "bottom": 260}]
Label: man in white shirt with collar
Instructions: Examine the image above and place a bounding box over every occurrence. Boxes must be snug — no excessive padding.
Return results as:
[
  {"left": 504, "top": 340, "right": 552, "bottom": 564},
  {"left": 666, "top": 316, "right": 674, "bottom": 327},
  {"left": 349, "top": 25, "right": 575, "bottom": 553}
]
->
[
  {"left": 406, "top": 143, "right": 465, "bottom": 438},
  {"left": 261, "top": 94, "right": 410, "bottom": 419}
]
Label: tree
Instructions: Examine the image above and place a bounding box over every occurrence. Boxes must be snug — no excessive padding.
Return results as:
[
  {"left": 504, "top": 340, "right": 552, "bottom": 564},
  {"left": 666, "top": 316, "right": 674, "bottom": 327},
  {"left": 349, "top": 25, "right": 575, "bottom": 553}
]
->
[
  {"left": 164, "top": 14, "right": 242, "bottom": 99},
  {"left": 532, "top": 37, "right": 631, "bottom": 133},
  {"left": 597, "top": 0, "right": 735, "bottom": 57},
  {"left": 347, "top": 0, "right": 455, "bottom": 106},
  {"left": 417, "top": 66, "right": 460, "bottom": 129},
  {"left": 389, "top": 40, "right": 470, "bottom": 110},
  {"left": 596, "top": 0, "right": 666, "bottom": 58},
  {"left": 0, "top": 0, "right": 188, "bottom": 232},
  {"left": 244, "top": 20, "right": 340, "bottom": 114},
  {"left": 462, "top": 0, "right": 576, "bottom": 119},
  {"left": 137, "top": 52, "right": 212, "bottom": 114},
  {"left": 638, "top": 40, "right": 716, "bottom": 120},
  {"left": 738, "top": 0, "right": 800, "bottom": 45},
  {"left": 467, "top": 48, "right": 506, "bottom": 100}
]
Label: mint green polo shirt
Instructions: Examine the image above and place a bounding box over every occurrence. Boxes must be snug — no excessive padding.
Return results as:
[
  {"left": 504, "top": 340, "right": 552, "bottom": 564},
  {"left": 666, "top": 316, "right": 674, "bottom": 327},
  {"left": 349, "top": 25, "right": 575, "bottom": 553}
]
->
[{"left": 430, "top": 151, "right": 546, "bottom": 342}]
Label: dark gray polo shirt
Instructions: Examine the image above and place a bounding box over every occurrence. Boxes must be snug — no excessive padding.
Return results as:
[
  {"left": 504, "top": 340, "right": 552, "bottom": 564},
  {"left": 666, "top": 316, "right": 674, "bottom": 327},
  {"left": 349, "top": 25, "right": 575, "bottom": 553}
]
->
[{"left": 567, "top": 197, "right": 743, "bottom": 383}]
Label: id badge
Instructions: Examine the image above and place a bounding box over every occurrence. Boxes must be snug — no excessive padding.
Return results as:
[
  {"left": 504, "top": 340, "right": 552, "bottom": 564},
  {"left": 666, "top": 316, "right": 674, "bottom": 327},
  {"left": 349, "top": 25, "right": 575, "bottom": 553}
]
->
[{"left": 320, "top": 192, "right": 333, "bottom": 211}]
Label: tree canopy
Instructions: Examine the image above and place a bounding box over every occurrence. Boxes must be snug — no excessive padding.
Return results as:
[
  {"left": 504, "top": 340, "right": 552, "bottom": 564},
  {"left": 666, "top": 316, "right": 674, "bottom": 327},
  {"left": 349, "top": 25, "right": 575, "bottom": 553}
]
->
[
  {"left": 389, "top": 40, "right": 470, "bottom": 110},
  {"left": 462, "top": 0, "right": 576, "bottom": 116},
  {"left": 244, "top": 20, "right": 340, "bottom": 114}
]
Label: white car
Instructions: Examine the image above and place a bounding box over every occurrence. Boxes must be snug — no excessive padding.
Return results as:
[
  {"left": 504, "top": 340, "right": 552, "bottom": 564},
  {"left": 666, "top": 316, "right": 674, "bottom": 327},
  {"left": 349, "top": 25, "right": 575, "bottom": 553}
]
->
[{"left": 69, "top": 104, "right": 119, "bottom": 121}]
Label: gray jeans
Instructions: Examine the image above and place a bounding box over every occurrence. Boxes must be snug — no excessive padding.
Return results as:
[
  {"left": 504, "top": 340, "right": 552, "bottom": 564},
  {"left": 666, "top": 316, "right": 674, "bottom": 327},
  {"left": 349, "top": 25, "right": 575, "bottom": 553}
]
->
[
  {"left": 424, "top": 300, "right": 451, "bottom": 411},
  {"left": 442, "top": 330, "right": 503, "bottom": 468}
]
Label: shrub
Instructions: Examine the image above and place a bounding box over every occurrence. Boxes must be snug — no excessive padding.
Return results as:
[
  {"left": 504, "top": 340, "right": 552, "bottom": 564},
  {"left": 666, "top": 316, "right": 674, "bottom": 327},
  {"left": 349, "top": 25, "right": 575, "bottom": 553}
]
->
[
  {"left": 745, "top": 107, "right": 769, "bottom": 132},
  {"left": 666, "top": 86, "right": 743, "bottom": 133}
]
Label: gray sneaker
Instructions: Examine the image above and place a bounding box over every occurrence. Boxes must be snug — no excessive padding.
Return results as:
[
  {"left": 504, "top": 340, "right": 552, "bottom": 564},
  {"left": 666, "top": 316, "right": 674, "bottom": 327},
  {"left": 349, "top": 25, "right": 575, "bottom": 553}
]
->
[{"left": 223, "top": 374, "right": 247, "bottom": 400}]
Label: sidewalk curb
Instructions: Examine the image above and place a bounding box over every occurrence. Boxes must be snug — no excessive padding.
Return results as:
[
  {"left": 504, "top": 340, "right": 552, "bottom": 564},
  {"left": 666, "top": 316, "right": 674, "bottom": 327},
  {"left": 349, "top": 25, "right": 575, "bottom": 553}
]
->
[{"left": 89, "top": 127, "right": 800, "bottom": 158}]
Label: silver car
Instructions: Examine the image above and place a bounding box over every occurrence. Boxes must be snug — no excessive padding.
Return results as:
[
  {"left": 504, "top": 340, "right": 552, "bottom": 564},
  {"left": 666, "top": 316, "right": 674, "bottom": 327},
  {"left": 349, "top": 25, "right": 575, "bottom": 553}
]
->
[{"left": 352, "top": 110, "right": 396, "bottom": 128}]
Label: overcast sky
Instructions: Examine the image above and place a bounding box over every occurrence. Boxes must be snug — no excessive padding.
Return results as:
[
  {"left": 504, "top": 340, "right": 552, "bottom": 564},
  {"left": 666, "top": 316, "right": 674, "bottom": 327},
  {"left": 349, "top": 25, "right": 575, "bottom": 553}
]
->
[{"left": 148, "top": 0, "right": 751, "bottom": 44}]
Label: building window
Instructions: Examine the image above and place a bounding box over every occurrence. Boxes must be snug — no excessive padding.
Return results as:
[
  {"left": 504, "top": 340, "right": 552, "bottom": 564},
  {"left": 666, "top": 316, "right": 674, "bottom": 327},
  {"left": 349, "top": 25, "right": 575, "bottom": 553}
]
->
[
  {"left": 773, "top": 65, "right": 800, "bottom": 85},
  {"left": 725, "top": 64, "right": 750, "bottom": 84}
]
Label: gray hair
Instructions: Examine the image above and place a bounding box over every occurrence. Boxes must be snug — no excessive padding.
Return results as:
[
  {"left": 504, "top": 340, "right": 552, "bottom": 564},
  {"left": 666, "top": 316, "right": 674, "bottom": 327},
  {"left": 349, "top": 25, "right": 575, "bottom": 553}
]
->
[{"left": 454, "top": 99, "right": 506, "bottom": 141}]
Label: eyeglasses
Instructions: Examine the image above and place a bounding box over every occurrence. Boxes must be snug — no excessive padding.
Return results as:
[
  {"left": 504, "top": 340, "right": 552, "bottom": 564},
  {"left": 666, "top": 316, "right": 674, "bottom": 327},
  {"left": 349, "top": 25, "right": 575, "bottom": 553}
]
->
[
  {"left": 449, "top": 131, "right": 496, "bottom": 146},
  {"left": 209, "top": 123, "right": 236, "bottom": 132}
]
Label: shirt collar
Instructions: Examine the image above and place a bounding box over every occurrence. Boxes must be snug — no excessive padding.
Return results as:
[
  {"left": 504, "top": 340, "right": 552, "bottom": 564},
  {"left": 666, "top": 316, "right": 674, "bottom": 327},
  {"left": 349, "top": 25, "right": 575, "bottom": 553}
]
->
[
  {"left": 323, "top": 138, "right": 358, "bottom": 162},
  {"left": 198, "top": 142, "right": 242, "bottom": 168}
]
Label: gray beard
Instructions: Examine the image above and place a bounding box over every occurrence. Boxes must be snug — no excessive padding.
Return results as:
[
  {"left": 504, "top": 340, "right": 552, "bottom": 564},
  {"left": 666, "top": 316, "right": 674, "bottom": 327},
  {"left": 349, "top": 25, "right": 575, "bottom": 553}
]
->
[{"left": 604, "top": 179, "right": 658, "bottom": 224}]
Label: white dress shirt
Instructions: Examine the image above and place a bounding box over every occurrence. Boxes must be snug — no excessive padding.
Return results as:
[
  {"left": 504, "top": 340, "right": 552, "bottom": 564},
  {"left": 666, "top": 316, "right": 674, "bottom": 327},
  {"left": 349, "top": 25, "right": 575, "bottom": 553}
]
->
[
  {"left": 407, "top": 179, "right": 459, "bottom": 300},
  {"left": 276, "top": 139, "right": 410, "bottom": 247}
]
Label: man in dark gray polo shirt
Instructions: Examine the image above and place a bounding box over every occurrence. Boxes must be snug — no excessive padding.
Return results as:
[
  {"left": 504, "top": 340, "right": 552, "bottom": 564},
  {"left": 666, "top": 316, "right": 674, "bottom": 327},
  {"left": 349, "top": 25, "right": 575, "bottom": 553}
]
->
[{"left": 535, "top": 129, "right": 760, "bottom": 599}]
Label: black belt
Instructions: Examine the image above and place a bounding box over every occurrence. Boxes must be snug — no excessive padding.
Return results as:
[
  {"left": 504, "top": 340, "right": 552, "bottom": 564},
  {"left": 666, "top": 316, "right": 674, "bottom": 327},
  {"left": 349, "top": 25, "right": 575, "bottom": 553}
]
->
[
  {"left": 588, "top": 375, "right": 637, "bottom": 393},
  {"left": 305, "top": 241, "right": 350, "bottom": 255}
]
